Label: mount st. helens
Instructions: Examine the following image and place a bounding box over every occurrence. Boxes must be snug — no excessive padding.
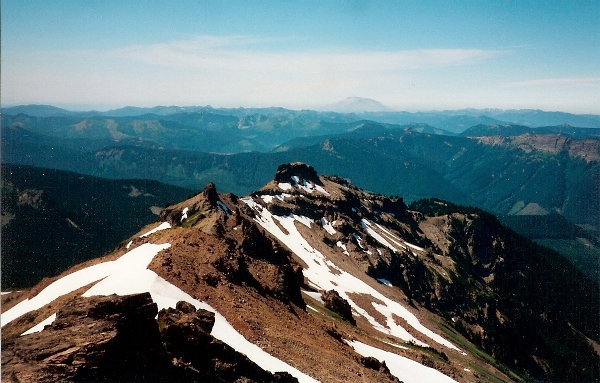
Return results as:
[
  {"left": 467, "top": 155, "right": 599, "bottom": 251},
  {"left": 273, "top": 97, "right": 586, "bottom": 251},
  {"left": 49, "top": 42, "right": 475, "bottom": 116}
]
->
[{"left": 2, "top": 163, "right": 598, "bottom": 382}]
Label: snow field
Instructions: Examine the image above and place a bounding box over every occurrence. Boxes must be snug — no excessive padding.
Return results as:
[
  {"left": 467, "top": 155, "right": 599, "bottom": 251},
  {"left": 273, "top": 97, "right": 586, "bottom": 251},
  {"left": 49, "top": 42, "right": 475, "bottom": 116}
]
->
[
  {"left": 5, "top": 225, "right": 318, "bottom": 383},
  {"left": 241, "top": 197, "right": 459, "bottom": 351},
  {"left": 347, "top": 340, "right": 458, "bottom": 383}
]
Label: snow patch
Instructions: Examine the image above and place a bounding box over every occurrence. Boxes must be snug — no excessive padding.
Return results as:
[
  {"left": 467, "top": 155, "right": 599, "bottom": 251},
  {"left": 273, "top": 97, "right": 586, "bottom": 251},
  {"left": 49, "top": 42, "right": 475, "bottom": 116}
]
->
[
  {"left": 353, "top": 233, "right": 364, "bottom": 249},
  {"left": 180, "top": 207, "right": 189, "bottom": 222},
  {"left": 347, "top": 340, "right": 458, "bottom": 383},
  {"left": 377, "top": 278, "right": 393, "bottom": 287},
  {"left": 280, "top": 175, "right": 330, "bottom": 196},
  {"left": 306, "top": 305, "right": 318, "bottom": 312},
  {"left": 126, "top": 240, "right": 133, "bottom": 249},
  {"left": 336, "top": 241, "right": 350, "bottom": 256},
  {"left": 261, "top": 195, "right": 275, "bottom": 204},
  {"left": 382, "top": 340, "right": 409, "bottom": 350},
  {"left": 361, "top": 219, "right": 408, "bottom": 253},
  {"left": 21, "top": 313, "right": 57, "bottom": 336},
  {"left": 321, "top": 217, "right": 336, "bottom": 235},
  {"left": 405, "top": 242, "right": 424, "bottom": 252},
  {"left": 294, "top": 215, "right": 313, "bottom": 228},
  {"left": 302, "top": 290, "right": 325, "bottom": 304},
  {"left": 140, "top": 222, "right": 171, "bottom": 238},
  {"left": 1, "top": 243, "right": 171, "bottom": 327}
]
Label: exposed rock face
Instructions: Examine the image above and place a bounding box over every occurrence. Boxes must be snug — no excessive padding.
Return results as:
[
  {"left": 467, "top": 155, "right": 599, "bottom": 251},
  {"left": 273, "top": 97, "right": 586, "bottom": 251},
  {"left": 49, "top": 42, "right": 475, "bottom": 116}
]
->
[
  {"left": 158, "top": 302, "right": 298, "bottom": 383},
  {"left": 359, "top": 357, "right": 399, "bottom": 383},
  {"left": 2, "top": 293, "right": 298, "bottom": 383},
  {"left": 274, "top": 162, "right": 321, "bottom": 184},
  {"left": 2, "top": 293, "right": 166, "bottom": 383},
  {"left": 203, "top": 182, "right": 219, "bottom": 205},
  {"left": 321, "top": 290, "right": 356, "bottom": 325}
]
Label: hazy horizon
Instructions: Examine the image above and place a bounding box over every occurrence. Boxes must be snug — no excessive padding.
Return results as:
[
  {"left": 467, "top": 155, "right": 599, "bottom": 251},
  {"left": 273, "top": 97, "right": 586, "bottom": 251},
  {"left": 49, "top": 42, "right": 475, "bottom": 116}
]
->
[
  {"left": 4, "top": 99, "right": 600, "bottom": 116},
  {"left": 2, "top": 1, "right": 599, "bottom": 114}
]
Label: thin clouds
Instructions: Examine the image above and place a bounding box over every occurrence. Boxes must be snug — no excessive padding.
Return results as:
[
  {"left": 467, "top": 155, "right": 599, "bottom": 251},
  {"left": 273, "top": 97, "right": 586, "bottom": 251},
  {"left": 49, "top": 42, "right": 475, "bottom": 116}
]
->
[
  {"left": 3, "top": 35, "right": 504, "bottom": 108},
  {"left": 502, "top": 77, "right": 600, "bottom": 88},
  {"left": 109, "top": 35, "right": 501, "bottom": 72},
  {"left": 6, "top": 34, "right": 598, "bottom": 112}
]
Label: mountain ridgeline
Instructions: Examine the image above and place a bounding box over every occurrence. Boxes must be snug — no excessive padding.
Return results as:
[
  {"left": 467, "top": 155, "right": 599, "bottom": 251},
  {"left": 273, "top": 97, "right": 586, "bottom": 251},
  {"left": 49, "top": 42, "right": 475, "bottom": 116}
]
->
[
  {"left": 5, "top": 115, "right": 598, "bottom": 228},
  {"left": 2, "top": 163, "right": 598, "bottom": 383}
]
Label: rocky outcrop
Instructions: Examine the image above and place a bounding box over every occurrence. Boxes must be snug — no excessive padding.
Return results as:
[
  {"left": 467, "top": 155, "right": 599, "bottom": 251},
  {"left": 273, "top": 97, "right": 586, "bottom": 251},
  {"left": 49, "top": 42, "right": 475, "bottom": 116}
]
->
[
  {"left": 203, "top": 182, "right": 219, "bottom": 205},
  {"left": 2, "top": 293, "right": 166, "bottom": 383},
  {"left": 321, "top": 290, "right": 356, "bottom": 326},
  {"left": 2, "top": 293, "right": 298, "bottom": 383},
  {"left": 274, "top": 162, "right": 322, "bottom": 184},
  {"left": 158, "top": 301, "right": 298, "bottom": 383}
]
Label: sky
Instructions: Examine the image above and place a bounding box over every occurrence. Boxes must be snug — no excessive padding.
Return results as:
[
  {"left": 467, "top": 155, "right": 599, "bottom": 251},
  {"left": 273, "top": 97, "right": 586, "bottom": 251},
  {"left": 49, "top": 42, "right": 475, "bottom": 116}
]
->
[{"left": 2, "top": 0, "right": 599, "bottom": 113}]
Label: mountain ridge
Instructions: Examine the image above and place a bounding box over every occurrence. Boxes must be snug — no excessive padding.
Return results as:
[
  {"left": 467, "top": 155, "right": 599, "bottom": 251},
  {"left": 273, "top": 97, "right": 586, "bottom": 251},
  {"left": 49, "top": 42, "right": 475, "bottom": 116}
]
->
[
  {"left": 5, "top": 104, "right": 600, "bottom": 131},
  {"left": 2, "top": 163, "right": 598, "bottom": 382}
]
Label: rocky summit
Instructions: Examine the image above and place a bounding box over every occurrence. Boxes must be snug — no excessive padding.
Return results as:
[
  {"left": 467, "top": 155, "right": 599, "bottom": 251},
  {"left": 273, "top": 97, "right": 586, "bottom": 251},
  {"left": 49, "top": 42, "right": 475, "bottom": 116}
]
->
[{"left": 2, "top": 163, "right": 598, "bottom": 383}]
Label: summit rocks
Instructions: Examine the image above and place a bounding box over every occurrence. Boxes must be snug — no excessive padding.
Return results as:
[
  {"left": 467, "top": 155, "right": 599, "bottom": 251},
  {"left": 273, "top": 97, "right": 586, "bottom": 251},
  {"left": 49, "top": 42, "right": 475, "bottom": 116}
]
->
[{"left": 274, "top": 162, "right": 322, "bottom": 185}]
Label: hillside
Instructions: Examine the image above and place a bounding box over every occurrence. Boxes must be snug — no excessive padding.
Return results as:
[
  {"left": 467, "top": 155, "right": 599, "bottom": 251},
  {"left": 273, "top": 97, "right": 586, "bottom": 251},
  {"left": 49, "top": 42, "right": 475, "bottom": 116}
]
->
[
  {"left": 1, "top": 164, "right": 193, "bottom": 288},
  {"left": 5, "top": 122, "right": 598, "bottom": 228},
  {"left": 2, "top": 163, "right": 598, "bottom": 382}
]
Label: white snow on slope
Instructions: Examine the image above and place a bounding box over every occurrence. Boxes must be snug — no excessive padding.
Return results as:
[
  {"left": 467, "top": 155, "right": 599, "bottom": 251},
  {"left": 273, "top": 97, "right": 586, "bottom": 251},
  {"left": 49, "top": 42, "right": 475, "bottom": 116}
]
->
[
  {"left": 347, "top": 340, "right": 458, "bottom": 383},
  {"left": 302, "top": 290, "right": 325, "bottom": 304},
  {"left": 377, "top": 278, "right": 393, "bottom": 287},
  {"left": 3, "top": 237, "right": 318, "bottom": 382},
  {"left": 405, "top": 242, "right": 424, "bottom": 252},
  {"left": 321, "top": 217, "right": 336, "bottom": 235},
  {"left": 261, "top": 194, "right": 292, "bottom": 204},
  {"left": 181, "top": 207, "right": 189, "bottom": 222},
  {"left": 361, "top": 219, "right": 407, "bottom": 252},
  {"left": 140, "top": 222, "right": 171, "bottom": 238},
  {"left": 82, "top": 257, "right": 318, "bottom": 382},
  {"left": 336, "top": 241, "right": 350, "bottom": 256},
  {"left": 21, "top": 313, "right": 57, "bottom": 336},
  {"left": 353, "top": 233, "right": 364, "bottom": 249},
  {"left": 261, "top": 195, "right": 275, "bottom": 204},
  {"left": 279, "top": 176, "right": 330, "bottom": 196},
  {"left": 1, "top": 243, "right": 172, "bottom": 327},
  {"left": 241, "top": 197, "right": 458, "bottom": 351}
]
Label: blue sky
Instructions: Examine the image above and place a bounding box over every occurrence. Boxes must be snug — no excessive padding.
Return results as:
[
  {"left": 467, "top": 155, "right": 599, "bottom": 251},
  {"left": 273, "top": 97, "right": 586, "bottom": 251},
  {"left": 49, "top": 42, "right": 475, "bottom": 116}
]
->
[{"left": 2, "top": 0, "right": 599, "bottom": 112}]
